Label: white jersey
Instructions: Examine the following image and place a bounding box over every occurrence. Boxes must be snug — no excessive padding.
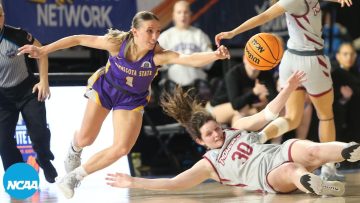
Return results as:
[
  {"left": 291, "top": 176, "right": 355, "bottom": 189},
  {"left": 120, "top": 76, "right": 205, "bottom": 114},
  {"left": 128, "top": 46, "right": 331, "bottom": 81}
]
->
[
  {"left": 158, "top": 26, "right": 213, "bottom": 86},
  {"left": 203, "top": 129, "right": 297, "bottom": 193},
  {"left": 278, "top": 0, "right": 324, "bottom": 51}
]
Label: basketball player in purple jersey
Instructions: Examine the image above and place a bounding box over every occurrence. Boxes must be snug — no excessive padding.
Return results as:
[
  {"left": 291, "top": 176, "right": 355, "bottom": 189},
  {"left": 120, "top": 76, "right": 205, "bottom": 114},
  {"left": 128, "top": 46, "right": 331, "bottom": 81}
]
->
[
  {"left": 215, "top": 0, "right": 353, "bottom": 180},
  {"left": 18, "top": 11, "right": 230, "bottom": 199},
  {"left": 106, "top": 71, "right": 360, "bottom": 196}
]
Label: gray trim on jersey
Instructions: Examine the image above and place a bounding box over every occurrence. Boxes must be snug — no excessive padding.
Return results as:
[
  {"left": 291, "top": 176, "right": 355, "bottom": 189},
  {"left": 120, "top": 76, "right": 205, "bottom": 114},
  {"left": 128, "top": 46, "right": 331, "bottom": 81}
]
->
[{"left": 0, "top": 38, "right": 29, "bottom": 87}]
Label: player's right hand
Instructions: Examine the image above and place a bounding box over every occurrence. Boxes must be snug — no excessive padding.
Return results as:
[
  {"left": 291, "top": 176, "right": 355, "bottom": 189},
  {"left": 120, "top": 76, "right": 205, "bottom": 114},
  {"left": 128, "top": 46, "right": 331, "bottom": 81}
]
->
[
  {"left": 106, "top": 173, "right": 133, "bottom": 188},
  {"left": 17, "top": 45, "right": 43, "bottom": 58},
  {"left": 337, "top": 0, "right": 352, "bottom": 7},
  {"left": 215, "top": 31, "right": 234, "bottom": 47}
]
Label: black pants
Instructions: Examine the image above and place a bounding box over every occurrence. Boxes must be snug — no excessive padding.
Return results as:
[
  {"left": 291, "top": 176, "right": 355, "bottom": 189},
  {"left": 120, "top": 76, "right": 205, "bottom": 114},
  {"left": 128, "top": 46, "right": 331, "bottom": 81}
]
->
[{"left": 0, "top": 76, "right": 54, "bottom": 170}]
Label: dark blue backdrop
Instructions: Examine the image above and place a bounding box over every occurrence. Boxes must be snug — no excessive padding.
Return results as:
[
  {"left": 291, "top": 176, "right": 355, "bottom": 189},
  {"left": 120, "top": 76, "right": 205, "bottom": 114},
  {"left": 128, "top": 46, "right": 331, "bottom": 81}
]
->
[
  {"left": 3, "top": 0, "right": 287, "bottom": 46},
  {"left": 3, "top": 0, "right": 137, "bottom": 43}
]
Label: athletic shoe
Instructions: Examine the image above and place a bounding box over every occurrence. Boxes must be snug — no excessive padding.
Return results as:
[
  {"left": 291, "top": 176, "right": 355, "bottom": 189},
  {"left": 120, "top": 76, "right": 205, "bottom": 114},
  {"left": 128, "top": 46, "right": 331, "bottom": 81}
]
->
[
  {"left": 64, "top": 144, "right": 82, "bottom": 173},
  {"left": 57, "top": 171, "right": 83, "bottom": 199},
  {"left": 300, "top": 173, "right": 345, "bottom": 196},
  {"left": 342, "top": 142, "right": 360, "bottom": 162},
  {"left": 36, "top": 158, "right": 58, "bottom": 183}
]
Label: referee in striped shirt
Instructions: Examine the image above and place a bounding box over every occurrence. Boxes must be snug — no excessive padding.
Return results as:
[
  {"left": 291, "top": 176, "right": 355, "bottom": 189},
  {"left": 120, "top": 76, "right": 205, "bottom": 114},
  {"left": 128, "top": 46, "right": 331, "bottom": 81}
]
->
[{"left": 0, "top": 3, "right": 57, "bottom": 183}]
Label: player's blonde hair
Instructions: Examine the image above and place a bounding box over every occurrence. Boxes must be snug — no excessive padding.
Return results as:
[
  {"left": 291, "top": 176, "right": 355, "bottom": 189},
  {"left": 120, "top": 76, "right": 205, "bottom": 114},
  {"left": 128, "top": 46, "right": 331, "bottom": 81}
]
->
[
  {"left": 160, "top": 86, "right": 215, "bottom": 141},
  {"left": 105, "top": 11, "right": 159, "bottom": 45}
]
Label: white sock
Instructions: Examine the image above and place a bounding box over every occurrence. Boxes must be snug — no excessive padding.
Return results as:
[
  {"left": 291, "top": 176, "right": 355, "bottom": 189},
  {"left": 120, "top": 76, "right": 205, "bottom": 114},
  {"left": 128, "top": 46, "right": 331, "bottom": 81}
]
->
[
  {"left": 74, "top": 166, "right": 88, "bottom": 178},
  {"left": 71, "top": 140, "right": 83, "bottom": 152}
]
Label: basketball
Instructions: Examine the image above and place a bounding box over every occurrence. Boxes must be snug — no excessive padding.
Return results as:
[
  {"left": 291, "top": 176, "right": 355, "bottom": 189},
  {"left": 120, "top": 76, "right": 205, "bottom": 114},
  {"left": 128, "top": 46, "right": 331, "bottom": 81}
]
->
[{"left": 244, "top": 33, "right": 284, "bottom": 71}]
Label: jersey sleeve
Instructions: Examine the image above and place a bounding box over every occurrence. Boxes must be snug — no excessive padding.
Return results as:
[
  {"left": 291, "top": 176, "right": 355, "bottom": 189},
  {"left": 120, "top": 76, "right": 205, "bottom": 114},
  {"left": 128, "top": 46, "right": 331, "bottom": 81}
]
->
[{"left": 17, "top": 29, "right": 35, "bottom": 46}]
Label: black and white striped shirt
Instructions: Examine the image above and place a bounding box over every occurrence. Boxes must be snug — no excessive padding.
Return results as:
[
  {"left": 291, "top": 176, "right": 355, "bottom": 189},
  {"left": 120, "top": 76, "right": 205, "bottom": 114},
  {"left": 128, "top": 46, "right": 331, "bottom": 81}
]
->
[{"left": 0, "top": 25, "right": 35, "bottom": 88}]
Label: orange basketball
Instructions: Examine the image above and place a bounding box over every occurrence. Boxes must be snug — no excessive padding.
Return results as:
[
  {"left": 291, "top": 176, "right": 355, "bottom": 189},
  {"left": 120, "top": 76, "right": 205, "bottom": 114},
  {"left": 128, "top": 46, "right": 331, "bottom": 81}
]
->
[{"left": 244, "top": 33, "right": 284, "bottom": 71}]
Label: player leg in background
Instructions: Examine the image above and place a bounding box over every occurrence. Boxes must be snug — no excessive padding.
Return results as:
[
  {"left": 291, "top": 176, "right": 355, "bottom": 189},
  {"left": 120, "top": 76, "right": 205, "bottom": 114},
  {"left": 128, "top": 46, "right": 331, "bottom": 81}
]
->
[
  {"left": 309, "top": 89, "right": 343, "bottom": 181},
  {"left": 295, "top": 96, "right": 313, "bottom": 140},
  {"left": 259, "top": 89, "right": 306, "bottom": 143}
]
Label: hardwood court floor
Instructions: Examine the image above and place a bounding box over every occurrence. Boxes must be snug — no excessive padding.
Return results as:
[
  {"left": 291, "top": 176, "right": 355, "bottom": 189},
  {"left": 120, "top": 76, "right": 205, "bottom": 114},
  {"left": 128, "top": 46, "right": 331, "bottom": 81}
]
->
[{"left": 1, "top": 172, "right": 360, "bottom": 203}]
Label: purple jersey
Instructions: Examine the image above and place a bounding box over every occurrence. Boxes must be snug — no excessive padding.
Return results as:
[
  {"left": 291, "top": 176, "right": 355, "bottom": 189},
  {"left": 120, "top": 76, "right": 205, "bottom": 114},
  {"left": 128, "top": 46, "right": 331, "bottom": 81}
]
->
[
  {"left": 106, "top": 39, "right": 159, "bottom": 94},
  {"left": 85, "top": 39, "right": 159, "bottom": 110}
]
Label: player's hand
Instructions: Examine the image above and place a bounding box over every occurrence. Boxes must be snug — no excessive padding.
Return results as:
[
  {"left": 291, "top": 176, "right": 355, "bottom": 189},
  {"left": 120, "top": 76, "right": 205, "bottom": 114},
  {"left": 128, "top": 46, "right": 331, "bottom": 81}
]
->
[
  {"left": 337, "top": 0, "right": 352, "bottom": 7},
  {"left": 215, "top": 31, "right": 235, "bottom": 47},
  {"left": 17, "top": 45, "right": 44, "bottom": 58},
  {"left": 214, "top": 45, "right": 230, "bottom": 59},
  {"left": 286, "top": 70, "right": 306, "bottom": 91},
  {"left": 106, "top": 173, "right": 133, "bottom": 188},
  {"left": 32, "top": 80, "right": 51, "bottom": 102}
]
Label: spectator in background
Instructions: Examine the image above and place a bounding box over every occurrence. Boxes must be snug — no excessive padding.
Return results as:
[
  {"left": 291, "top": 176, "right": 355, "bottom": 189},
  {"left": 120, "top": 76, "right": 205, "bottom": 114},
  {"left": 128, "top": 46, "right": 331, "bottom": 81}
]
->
[
  {"left": 0, "top": 3, "right": 57, "bottom": 183},
  {"left": 322, "top": 9, "right": 352, "bottom": 60},
  {"left": 332, "top": 42, "right": 360, "bottom": 143},
  {"left": 206, "top": 55, "right": 277, "bottom": 127},
  {"left": 158, "top": 0, "right": 213, "bottom": 100}
]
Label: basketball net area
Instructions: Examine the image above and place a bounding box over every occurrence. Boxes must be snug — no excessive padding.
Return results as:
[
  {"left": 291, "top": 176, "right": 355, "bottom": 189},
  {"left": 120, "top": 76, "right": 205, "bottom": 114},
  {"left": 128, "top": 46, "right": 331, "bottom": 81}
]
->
[{"left": 0, "top": 86, "right": 131, "bottom": 199}]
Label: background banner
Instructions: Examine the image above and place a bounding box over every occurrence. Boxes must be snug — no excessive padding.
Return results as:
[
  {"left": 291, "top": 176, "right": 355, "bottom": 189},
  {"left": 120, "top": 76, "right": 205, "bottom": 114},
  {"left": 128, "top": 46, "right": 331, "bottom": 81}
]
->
[
  {"left": 3, "top": 0, "right": 287, "bottom": 46},
  {"left": 2, "top": 0, "right": 137, "bottom": 43}
]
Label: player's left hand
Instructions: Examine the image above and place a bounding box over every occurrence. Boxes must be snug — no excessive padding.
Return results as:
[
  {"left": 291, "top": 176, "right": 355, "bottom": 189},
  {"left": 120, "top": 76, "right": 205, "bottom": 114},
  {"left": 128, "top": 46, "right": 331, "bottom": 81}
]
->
[
  {"left": 32, "top": 81, "right": 51, "bottom": 101},
  {"left": 337, "top": 0, "right": 352, "bottom": 7},
  {"left": 215, "top": 45, "right": 231, "bottom": 60},
  {"left": 286, "top": 70, "right": 306, "bottom": 91}
]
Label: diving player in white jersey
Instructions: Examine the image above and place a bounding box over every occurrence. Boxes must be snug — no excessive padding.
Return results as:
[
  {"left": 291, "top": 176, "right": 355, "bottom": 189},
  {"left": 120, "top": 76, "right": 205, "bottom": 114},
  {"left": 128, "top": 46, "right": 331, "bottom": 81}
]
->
[
  {"left": 106, "top": 71, "right": 360, "bottom": 196},
  {"left": 214, "top": 0, "right": 354, "bottom": 181}
]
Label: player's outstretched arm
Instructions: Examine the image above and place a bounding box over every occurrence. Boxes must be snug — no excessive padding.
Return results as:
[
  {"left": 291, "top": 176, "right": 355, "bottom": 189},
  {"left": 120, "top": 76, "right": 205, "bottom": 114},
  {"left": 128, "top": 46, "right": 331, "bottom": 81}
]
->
[
  {"left": 106, "top": 159, "right": 214, "bottom": 191},
  {"left": 233, "top": 71, "right": 306, "bottom": 131},
  {"left": 215, "top": 4, "right": 286, "bottom": 47},
  {"left": 154, "top": 45, "right": 230, "bottom": 68},
  {"left": 18, "top": 35, "right": 116, "bottom": 58}
]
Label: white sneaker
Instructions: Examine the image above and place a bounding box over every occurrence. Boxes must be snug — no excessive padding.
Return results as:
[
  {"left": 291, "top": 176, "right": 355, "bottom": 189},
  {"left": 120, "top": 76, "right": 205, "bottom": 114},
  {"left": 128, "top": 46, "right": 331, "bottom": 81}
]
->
[
  {"left": 57, "top": 171, "right": 83, "bottom": 199},
  {"left": 300, "top": 173, "right": 345, "bottom": 196},
  {"left": 64, "top": 144, "right": 82, "bottom": 173},
  {"left": 320, "top": 163, "right": 345, "bottom": 181},
  {"left": 342, "top": 142, "right": 360, "bottom": 162}
]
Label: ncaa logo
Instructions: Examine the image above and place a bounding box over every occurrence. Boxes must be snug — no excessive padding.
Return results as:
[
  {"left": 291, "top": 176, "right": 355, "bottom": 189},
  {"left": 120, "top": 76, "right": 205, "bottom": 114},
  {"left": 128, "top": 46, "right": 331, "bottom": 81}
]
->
[{"left": 3, "top": 163, "right": 39, "bottom": 200}]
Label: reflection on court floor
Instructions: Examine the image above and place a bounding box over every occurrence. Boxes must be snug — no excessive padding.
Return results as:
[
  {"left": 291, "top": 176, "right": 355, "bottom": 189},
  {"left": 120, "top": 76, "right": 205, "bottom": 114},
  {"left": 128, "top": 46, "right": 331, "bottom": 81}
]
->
[{"left": 1, "top": 172, "right": 360, "bottom": 203}]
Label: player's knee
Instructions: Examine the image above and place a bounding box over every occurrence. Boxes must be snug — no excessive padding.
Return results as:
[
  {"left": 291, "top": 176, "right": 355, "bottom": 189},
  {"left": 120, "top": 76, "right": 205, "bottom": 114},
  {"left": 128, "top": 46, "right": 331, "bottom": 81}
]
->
[
  {"left": 283, "top": 162, "right": 298, "bottom": 173},
  {"left": 316, "top": 108, "right": 334, "bottom": 120},
  {"left": 304, "top": 144, "right": 323, "bottom": 166},
  {"left": 109, "top": 145, "right": 130, "bottom": 160}
]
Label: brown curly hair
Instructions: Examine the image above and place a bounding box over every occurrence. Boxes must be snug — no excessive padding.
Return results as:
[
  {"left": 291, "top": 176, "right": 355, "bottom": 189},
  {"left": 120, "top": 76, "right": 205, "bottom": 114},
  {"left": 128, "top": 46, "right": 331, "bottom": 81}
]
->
[{"left": 160, "top": 86, "right": 215, "bottom": 141}]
